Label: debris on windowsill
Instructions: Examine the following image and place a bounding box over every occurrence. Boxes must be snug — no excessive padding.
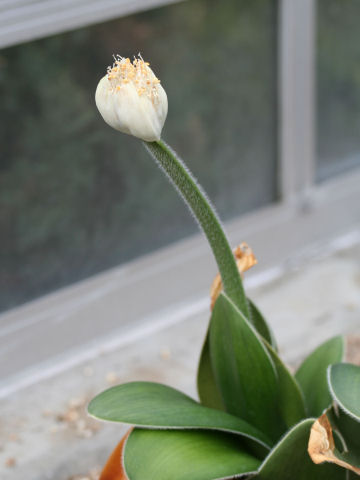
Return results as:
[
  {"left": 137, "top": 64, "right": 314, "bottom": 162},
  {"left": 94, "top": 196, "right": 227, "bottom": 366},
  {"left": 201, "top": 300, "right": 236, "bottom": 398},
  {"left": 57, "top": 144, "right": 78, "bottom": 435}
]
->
[
  {"left": 7, "top": 433, "right": 20, "bottom": 443},
  {"left": 347, "top": 335, "right": 360, "bottom": 365},
  {"left": 160, "top": 346, "right": 171, "bottom": 360},
  {"left": 105, "top": 371, "right": 119, "bottom": 385},
  {"left": 4, "top": 457, "right": 16, "bottom": 468},
  {"left": 83, "top": 366, "right": 94, "bottom": 378},
  {"left": 51, "top": 396, "right": 102, "bottom": 439},
  {"left": 67, "top": 467, "right": 101, "bottom": 480}
]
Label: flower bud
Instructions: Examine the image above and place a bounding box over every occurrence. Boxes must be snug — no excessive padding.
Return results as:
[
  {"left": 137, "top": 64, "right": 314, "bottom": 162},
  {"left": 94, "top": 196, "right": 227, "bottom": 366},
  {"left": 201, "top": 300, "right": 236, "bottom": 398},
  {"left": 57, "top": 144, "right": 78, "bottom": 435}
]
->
[{"left": 95, "top": 55, "right": 168, "bottom": 142}]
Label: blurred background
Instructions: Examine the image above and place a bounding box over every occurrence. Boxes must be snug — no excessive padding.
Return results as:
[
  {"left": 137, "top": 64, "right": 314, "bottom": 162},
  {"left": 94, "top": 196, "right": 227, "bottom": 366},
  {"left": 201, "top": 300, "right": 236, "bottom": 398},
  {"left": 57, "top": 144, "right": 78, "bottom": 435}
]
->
[
  {"left": 0, "top": 1, "right": 360, "bottom": 478},
  {"left": 1, "top": 0, "right": 359, "bottom": 313}
]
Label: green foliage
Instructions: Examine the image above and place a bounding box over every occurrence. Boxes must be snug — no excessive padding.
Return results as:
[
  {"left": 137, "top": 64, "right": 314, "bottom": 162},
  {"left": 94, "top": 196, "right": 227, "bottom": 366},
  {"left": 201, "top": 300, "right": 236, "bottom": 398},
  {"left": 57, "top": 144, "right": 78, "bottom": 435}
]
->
[
  {"left": 264, "top": 341, "right": 306, "bottom": 429},
  {"left": 88, "top": 141, "right": 358, "bottom": 478},
  {"left": 89, "top": 294, "right": 357, "bottom": 479},
  {"left": 88, "top": 381, "right": 271, "bottom": 449},
  {"left": 196, "top": 299, "right": 278, "bottom": 412},
  {"left": 197, "top": 333, "right": 225, "bottom": 411},
  {"left": 208, "top": 294, "right": 283, "bottom": 442},
  {"left": 256, "top": 419, "right": 345, "bottom": 479},
  {"left": 328, "top": 363, "right": 360, "bottom": 421},
  {"left": 248, "top": 299, "right": 277, "bottom": 350},
  {"left": 295, "top": 336, "right": 345, "bottom": 417},
  {"left": 124, "top": 429, "right": 261, "bottom": 480}
]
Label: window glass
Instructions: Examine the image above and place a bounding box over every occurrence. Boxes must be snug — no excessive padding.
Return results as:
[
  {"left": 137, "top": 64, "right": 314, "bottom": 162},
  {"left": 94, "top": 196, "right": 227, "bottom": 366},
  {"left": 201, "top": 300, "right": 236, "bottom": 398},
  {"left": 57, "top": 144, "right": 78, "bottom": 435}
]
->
[
  {"left": 0, "top": 0, "right": 277, "bottom": 312},
  {"left": 317, "top": 0, "right": 360, "bottom": 181}
]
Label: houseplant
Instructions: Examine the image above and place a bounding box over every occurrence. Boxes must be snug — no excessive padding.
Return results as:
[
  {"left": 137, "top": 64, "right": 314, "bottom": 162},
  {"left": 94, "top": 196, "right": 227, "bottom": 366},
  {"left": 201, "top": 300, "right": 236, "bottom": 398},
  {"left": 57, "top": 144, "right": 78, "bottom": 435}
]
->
[{"left": 88, "top": 56, "right": 360, "bottom": 479}]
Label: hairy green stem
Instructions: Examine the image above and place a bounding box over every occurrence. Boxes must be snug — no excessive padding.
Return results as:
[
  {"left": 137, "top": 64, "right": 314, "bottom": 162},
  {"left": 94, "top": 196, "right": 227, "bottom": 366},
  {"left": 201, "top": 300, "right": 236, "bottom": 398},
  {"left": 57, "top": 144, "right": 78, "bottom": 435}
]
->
[{"left": 144, "top": 139, "right": 249, "bottom": 317}]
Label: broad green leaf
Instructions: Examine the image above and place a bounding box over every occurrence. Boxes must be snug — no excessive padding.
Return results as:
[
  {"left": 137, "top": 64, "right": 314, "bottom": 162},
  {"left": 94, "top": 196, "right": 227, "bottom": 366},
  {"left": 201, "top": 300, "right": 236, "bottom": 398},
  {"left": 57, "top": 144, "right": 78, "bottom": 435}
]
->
[
  {"left": 265, "top": 341, "right": 306, "bottom": 428},
  {"left": 124, "top": 428, "right": 260, "bottom": 480},
  {"left": 209, "top": 293, "right": 285, "bottom": 442},
  {"left": 295, "top": 336, "right": 345, "bottom": 417},
  {"left": 197, "top": 332, "right": 225, "bottom": 410},
  {"left": 257, "top": 419, "right": 346, "bottom": 479},
  {"left": 88, "top": 381, "right": 272, "bottom": 448},
  {"left": 197, "top": 300, "right": 276, "bottom": 410},
  {"left": 328, "top": 363, "right": 360, "bottom": 422},
  {"left": 248, "top": 299, "right": 277, "bottom": 350}
]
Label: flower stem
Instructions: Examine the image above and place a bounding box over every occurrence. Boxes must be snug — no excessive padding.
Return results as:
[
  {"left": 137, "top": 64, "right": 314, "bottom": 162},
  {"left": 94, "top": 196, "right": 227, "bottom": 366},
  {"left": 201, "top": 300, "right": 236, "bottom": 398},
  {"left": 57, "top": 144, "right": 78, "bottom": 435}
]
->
[{"left": 144, "top": 139, "right": 249, "bottom": 317}]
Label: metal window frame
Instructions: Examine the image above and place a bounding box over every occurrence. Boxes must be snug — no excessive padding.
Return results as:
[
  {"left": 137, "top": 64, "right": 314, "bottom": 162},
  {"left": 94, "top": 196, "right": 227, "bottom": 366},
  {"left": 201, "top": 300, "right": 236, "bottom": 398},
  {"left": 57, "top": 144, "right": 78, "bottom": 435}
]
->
[{"left": 1, "top": 0, "right": 360, "bottom": 396}]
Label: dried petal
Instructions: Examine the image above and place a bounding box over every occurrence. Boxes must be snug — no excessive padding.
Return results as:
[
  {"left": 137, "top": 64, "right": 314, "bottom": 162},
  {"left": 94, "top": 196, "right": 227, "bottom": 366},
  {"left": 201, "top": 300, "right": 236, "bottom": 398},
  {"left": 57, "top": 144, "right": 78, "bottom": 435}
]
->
[
  {"left": 308, "top": 414, "right": 360, "bottom": 475},
  {"left": 210, "top": 242, "right": 257, "bottom": 309}
]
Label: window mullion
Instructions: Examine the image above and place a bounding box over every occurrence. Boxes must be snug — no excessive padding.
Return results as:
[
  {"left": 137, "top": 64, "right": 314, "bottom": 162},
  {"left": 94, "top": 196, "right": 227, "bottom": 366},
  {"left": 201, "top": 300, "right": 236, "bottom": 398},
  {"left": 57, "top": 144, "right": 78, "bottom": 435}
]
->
[{"left": 278, "top": 0, "right": 316, "bottom": 206}]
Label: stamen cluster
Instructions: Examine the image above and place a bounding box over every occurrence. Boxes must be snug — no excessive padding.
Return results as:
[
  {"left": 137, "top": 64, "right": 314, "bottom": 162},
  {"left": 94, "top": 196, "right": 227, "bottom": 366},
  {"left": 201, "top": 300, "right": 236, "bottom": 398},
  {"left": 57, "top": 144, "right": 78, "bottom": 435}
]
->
[{"left": 107, "top": 56, "right": 161, "bottom": 104}]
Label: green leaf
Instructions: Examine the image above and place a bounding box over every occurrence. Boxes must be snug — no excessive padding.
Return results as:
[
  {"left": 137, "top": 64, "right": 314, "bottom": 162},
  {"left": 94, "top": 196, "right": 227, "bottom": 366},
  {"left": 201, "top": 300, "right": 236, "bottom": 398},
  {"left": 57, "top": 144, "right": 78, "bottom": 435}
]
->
[
  {"left": 209, "top": 293, "right": 285, "bottom": 442},
  {"left": 265, "top": 341, "right": 306, "bottom": 428},
  {"left": 257, "top": 419, "right": 346, "bottom": 479},
  {"left": 124, "top": 428, "right": 260, "bottom": 480},
  {"left": 197, "top": 300, "right": 277, "bottom": 410},
  {"left": 328, "top": 363, "right": 360, "bottom": 422},
  {"left": 197, "top": 332, "right": 225, "bottom": 411},
  {"left": 295, "top": 336, "right": 345, "bottom": 417},
  {"left": 88, "top": 381, "right": 272, "bottom": 449},
  {"left": 248, "top": 299, "right": 277, "bottom": 350},
  {"left": 329, "top": 408, "right": 360, "bottom": 469}
]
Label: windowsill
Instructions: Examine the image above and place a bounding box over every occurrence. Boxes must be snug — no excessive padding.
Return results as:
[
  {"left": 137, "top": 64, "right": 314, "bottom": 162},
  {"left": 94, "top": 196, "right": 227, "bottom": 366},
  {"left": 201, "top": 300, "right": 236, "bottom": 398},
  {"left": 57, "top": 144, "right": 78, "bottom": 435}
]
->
[
  {"left": 1, "top": 240, "right": 359, "bottom": 479},
  {"left": 1, "top": 166, "right": 360, "bottom": 397}
]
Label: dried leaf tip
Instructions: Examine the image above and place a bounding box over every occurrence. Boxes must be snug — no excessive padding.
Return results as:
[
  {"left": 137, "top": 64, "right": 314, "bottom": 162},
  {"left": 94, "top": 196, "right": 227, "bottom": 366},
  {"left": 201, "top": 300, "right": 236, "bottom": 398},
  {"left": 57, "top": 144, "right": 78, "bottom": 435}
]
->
[
  {"left": 308, "top": 414, "right": 360, "bottom": 475},
  {"left": 210, "top": 242, "right": 257, "bottom": 310}
]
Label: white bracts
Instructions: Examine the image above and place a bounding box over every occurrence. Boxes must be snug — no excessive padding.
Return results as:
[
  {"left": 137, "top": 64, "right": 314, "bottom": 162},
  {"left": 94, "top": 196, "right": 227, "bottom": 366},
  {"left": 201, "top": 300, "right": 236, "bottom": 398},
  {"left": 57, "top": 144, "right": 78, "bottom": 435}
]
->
[{"left": 95, "top": 56, "right": 168, "bottom": 142}]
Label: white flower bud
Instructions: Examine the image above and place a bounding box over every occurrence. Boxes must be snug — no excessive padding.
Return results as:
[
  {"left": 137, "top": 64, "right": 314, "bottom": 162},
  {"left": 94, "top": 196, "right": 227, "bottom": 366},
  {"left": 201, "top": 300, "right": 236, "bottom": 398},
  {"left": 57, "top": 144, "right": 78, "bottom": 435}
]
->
[{"left": 95, "top": 55, "right": 168, "bottom": 142}]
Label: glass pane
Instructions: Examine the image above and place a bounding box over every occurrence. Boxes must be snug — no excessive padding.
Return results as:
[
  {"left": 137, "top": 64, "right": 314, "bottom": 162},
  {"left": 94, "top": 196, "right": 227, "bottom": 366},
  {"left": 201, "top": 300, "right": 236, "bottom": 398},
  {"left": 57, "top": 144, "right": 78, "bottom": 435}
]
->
[
  {"left": 317, "top": 0, "right": 360, "bottom": 181},
  {"left": 0, "top": 0, "right": 277, "bottom": 312}
]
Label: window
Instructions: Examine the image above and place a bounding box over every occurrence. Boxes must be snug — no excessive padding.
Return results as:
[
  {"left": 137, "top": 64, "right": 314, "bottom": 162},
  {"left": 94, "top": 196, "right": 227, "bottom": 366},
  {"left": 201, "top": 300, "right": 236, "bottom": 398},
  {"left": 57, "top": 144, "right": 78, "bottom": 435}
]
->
[
  {"left": 317, "top": 0, "right": 360, "bottom": 181},
  {"left": 0, "top": 0, "right": 278, "bottom": 313},
  {"left": 1, "top": 0, "right": 360, "bottom": 386}
]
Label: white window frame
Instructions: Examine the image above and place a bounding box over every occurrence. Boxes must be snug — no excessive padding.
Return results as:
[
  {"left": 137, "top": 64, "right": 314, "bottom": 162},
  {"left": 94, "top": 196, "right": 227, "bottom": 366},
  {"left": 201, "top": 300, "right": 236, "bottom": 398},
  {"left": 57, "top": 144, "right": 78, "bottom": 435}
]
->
[
  {"left": 1, "top": 0, "right": 360, "bottom": 397},
  {"left": 0, "top": 0, "right": 184, "bottom": 48}
]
